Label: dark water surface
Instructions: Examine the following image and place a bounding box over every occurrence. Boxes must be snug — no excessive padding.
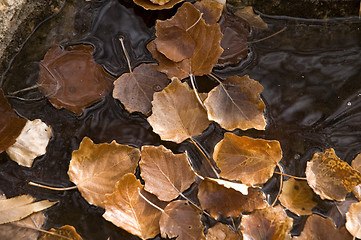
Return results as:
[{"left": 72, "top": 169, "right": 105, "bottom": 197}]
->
[{"left": 1, "top": 0, "right": 361, "bottom": 239}]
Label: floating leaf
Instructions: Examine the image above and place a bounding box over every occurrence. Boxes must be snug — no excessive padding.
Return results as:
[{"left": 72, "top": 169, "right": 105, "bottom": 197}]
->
[
  {"left": 148, "top": 78, "right": 210, "bottom": 143},
  {"left": 234, "top": 7, "right": 268, "bottom": 31},
  {"left": 0, "top": 195, "right": 56, "bottom": 224},
  {"left": 38, "top": 45, "right": 114, "bottom": 115},
  {"left": 293, "top": 214, "right": 352, "bottom": 240},
  {"left": 279, "top": 178, "right": 317, "bottom": 216},
  {"left": 112, "top": 63, "right": 169, "bottom": 115},
  {"left": 0, "top": 89, "right": 27, "bottom": 153},
  {"left": 213, "top": 132, "right": 282, "bottom": 186},
  {"left": 194, "top": 0, "right": 224, "bottom": 25},
  {"left": 345, "top": 201, "right": 361, "bottom": 239},
  {"left": 204, "top": 75, "right": 266, "bottom": 131},
  {"left": 159, "top": 200, "right": 204, "bottom": 240},
  {"left": 241, "top": 206, "right": 293, "bottom": 240},
  {"left": 68, "top": 137, "right": 140, "bottom": 208},
  {"left": 351, "top": 153, "right": 361, "bottom": 200},
  {"left": 206, "top": 222, "right": 242, "bottom": 240},
  {"left": 198, "top": 178, "right": 267, "bottom": 218},
  {"left": 139, "top": 145, "right": 195, "bottom": 201},
  {"left": 305, "top": 148, "right": 361, "bottom": 201},
  {"left": 148, "top": 2, "right": 223, "bottom": 79},
  {"left": 103, "top": 173, "right": 165, "bottom": 239},
  {"left": 38, "top": 225, "right": 82, "bottom": 240},
  {"left": 133, "top": 0, "right": 183, "bottom": 10},
  {"left": 6, "top": 119, "right": 51, "bottom": 167}
]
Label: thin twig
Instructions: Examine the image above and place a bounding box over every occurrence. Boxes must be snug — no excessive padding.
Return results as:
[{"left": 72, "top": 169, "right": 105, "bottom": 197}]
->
[
  {"left": 271, "top": 163, "right": 284, "bottom": 207},
  {"left": 137, "top": 188, "right": 165, "bottom": 213},
  {"left": 11, "top": 222, "right": 74, "bottom": 240},
  {"left": 119, "top": 38, "right": 132, "bottom": 73},
  {"left": 186, "top": 13, "right": 203, "bottom": 32},
  {"left": 189, "top": 74, "right": 206, "bottom": 110},
  {"left": 274, "top": 171, "right": 307, "bottom": 180},
  {"left": 7, "top": 85, "right": 40, "bottom": 95},
  {"left": 28, "top": 181, "right": 77, "bottom": 191},
  {"left": 247, "top": 27, "right": 287, "bottom": 44}
]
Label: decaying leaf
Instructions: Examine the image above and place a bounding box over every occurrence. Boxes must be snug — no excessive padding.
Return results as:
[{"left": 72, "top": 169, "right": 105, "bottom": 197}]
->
[
  {"left": 305, "top": 148, "right": 361, "bottom": 201},
  {"left": 103, "top": 173, "right": 165, "bottom": 240},
  {"left": 293, "top": 214, "right": 353, "bottom": 240},
  {"left": 0, "top": 195, "right": 56, "bottom": 224},
  {"left": 204, "top": 75, "right": 266, "bottom": 131},
  {"left": 6, "top": 119, "right": 51, "bottom": 167},
  {"left": 206, "top": 222, "right": 242, "bottom": 240},
  {"left": 208, "top": 178, "right": 248, "bottom": 195},
  {"left": 213, "top": 132, "right": 282, "bottom": 186},
  {"left": 38, "top": 45, "right": 114, "bottom": 115},
  {"left": 113, "top": 63, "right": 169, "bottom": 115},
  {"left": 0, "top": 89, "right": 27, "bottom": 153},
  {"left": 133, "top": 0, "right": 183, "bottom": 10},
  {"left": 159, "top": 200, "right": 204, "bottom": 240},
  {"left": 68, "top": 137, "right": 140, "bottom": 208},
  {"left": 345, "top": 201, "right": 361, "bottom": 239},
  {"left": 139, "top": 145, "right": 195, "bottom": 201},
  {"left": 198, "top": 178, "right": 267, "bottom": 219},
  {"left": 148, "top": 78, "right": 210, "bottom": 143},
  {"left": 194, "top": 0, "right": 224, "bottom": 25},
  {"left": 38, "top": 225, "right": 82, "bottom": 240},
  {"left": 241, "top": 206, "right": 293, "bottom": 240},
  {"left": 279, "top": 178, "right": 317, "bottom": 216},
  {"left": 351, "top": 153, "right": 361, "bottom": 200},
  {"left": 234, "top": 7, "right": 268, "bottom": 31},
  {"left": 148, "top": 2, "right": 223, "bottom": 79}
]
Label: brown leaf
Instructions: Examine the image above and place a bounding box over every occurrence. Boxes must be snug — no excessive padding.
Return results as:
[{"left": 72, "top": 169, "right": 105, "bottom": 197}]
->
[
  {"left": 213, "top": 132, "right": 282, "bottom": 186},
  {"left": 345, "top": 201, "right": 361, "bottom": 239},
  {"left": 148, "top": 78, "right": 210, "bottom": 143},
  {"left": 139, "top": 145, "right": 195, "bottom": 201},
  {"left": 241, "top": 206, "right": 293, "bottom": 240},
  {"left": 198, "top": 178, "right": 267, "bottom": 218},
  {"left": 204, "top": 75, "right": 266, "bottom": 131},
  {"left": 351, "top": 153, "right": 361, "bottom": 200},
  {"left": 133, "top": 0, "right": 183, "bottom": 10},
  {"left": 38, "top": 45, "right": 114, "bottom": 115},
  {"left": 38, "top": 225, "right": 82, "bottom": 240},
  {"left": 194, "top": 0, "right": 224, "bottom": 25},
  {"left": 279, "top": 178, "right": 317, "bottom": 216},
  {"left": 0, "top": 89, "right": 27, "bottom": 153},
  {"left": 68, "top": 137, "right": 140, "bottom": 208},
  {"left": 113, "top": 63, "right": 169, "bottom": 115},
  {"left": 206, "top": 222, "right": 242, "bottom": 240},
  {"left": 103, "top": 173, "right": 165, "bottom": 239},
  {"left": 207, "top": 178, "right": 248, "bottom": 195},
  {"left": 148, "top": 2, "right": 223, "bottom": 79},
  {"left": 234, "top": 7, "right": 268, "bottom": 31},
  {"left": 305, "top": 148, "right": 361, "bottom": 201},
  {"left": 160, "top": 200, "right": 205, "bottom": 240},
  {"left": 293, "top": 214, "right": 353, "bottom": 240}
]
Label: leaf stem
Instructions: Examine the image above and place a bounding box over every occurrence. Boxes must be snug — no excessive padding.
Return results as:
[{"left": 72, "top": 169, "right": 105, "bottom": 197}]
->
[
  {"left": 119, "top": 37, "right": 132, "bottom": 73},
  {"left": 5, "top": 95, "right": 45, "bottom": 101},
  {"left": 271, "top": 163, "right": 284, "bottom": 207},
  {"left": 189, "top": 74, "right": 206, "bottom": 110},
  {"left": 247, "top": 27, "right": 287, "bottom": 44},
  {"left": 7, "top": 85, "right": 40, "bottom": 95},
  {"left": 186, "top": 13, "right": 203, "bottom": 32},
  {"left": 11, "top": 222, "right": 74, "bottom": 240},
  {"left": 28, "top": 181, "right": 77, "bottom": 191},
  {"left": 137, "top": 188, "right": 165, "bottom": 213},
  {"left": 273, "top": 172, "right": 307, "bottom": 180}
]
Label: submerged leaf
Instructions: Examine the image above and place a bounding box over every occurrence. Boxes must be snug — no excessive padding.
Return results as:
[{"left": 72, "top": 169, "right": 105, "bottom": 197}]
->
[
  {"left": 206, "top": 223, "right": 242, "bottom": 240},
  {"left": 68, "top": 137, "right": 140, "bottom": 208},
  {"left": 345, "top": 201, "right": 361, "bottom": 239},
  {"left": 194, "top": 0, "right": 224, "bottom": 25},
  {"left": 234, "top": 7, "right": 268, "bottom": 31},
  {"left": 305, "top": 148, "right": 361, "bottom": 201},
  {"left": 38, "top": 45, "right": 114, "bottom": 115},
  {"left": 133, "top": 0, "right": 183, "bottom": 10},
  {"left": 213, "top": 132, "right": 282, "bottom": 186},
  {"left": 38, "top": 225, "right": 82, "bottom": 240}
]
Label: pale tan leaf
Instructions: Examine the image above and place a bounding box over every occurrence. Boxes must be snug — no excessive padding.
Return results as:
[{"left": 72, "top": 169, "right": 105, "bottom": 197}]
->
[
  {"left": 207, "top": 178, "right": 248, "bottom": 195},
  {"left": 234, "top": 6, "right": 268, "bottom": 31},
  {"left": 38, "top": 225, "right": 82, "bottom": 240},
  {"left": 351, "top": 153, "right": 361, "bottom": 200},
  {"left": 206, "top": 223, "right": 242, "bottom": 240},
  {"left": 68, "top": 137, "right": 140, "bottom": 208},
  {"left": 345, "top": 201, "right": 361, "bottom": 239}
]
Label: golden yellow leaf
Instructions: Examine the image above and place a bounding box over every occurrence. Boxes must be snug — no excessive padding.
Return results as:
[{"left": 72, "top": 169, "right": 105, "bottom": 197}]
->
[
  {"left": 38, "top": 225, "right": 82, "bottom": 240},
  {"left": 213, "top": 132, "right": 282, "bottom": 186},
  {"left": 68, "top": 137, "right": 140, "bottom": 208},
  {"left": 305, "top": 148, "right": 361, "bottom": 201},
  {"left": 204, "top": 75, "right": 266, "bottom": 131},
  {"left": 206, "top": 222, "right": 242, "bottom": 240},
  {"left": 351, "top": 153, "right": 361, "bottom": 200},
  {"left": 345, "top": 201, "right": 361, "bottom": 239}
]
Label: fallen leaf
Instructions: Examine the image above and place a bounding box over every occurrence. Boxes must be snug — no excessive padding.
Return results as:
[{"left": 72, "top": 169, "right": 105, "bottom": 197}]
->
[
  {"left": 0, "top": 89, "right": 27, "bottom": 153},
  {"left": 204, "top": 75, "right": 266, "bottom": 131},
  {"left": 206, "top": 222, "right": 242, "bottom": 240},
  {"left": 38, "top": 225, "right": 82, "bottom": 240},
  {"left": 293, "top": 214, "right": 353, "bottom": 240},
  {"left": 194, "top": 0, "right": 224, "bottom": 25},
  {"left": 351, "top": 153, "right": 361, "bottom": 200},
  {"left": 103, "top": 173, "right": 165, "bottom": 239},
  {"left": 345, "top": 201, "right": 361, "bottom": 239},
  {"left": 213, "top": 132, "right": 282, "bottom": 186},
  {"left": 305, "top": 148, "right": 361, "bottom": 201},
  {"left": 148, "top": 78, "right": 210, "bottom": 143},
  {"left": 198, "top": 178, "right": 267, "bottom": 219},
  {"left": 207, "top": 178, "right": 248, "bottom": 195},
  {"left": 133, "top": 0, "right": 183, "bottom": 10},
  {"left": 6, "top": 119, "right": 51, "bottom": 167},
  {"left": 68, "top": 137, "right": 140, "bottom": 208},
  {"left": 112, "top": 63, "right": 169, "bottom": 115},
  {"left": 241, "top": 206, "right": 293, "bottom": 240},
  {"left": 235, "top": 6, "right": 268, "bottom": 31},
  {"left": 159, "top": 200, "right": 204, "bottom": 240},
  {"left": 327, "top": 197, "right": 358, "bottom": 228},
  {"left": 279, "top": 178, "right": 317, "bottom": 216},
  {"left": 139, "top": 145, "right": 195, "bottom": 201},
  {"left": 0, "top": 195, "right": 56, "bottom": 224},
  {"left": 38, "top": 45, "right": 114, "bottom": 115}
]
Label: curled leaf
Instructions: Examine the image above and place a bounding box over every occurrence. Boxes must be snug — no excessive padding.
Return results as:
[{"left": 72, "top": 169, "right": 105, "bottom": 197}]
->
[
  {"left": 38, "top": 225, "right": 83, "bottom": 240},
  {"left": 208, "top": 178, "right": 248, "bottom": 195},
  {"left": 345, "top": 201, "right": 361, "bottom": 239},
  {"left": 206, "top": 223, "right": 242, "bottom": 240},
  {"left": 133, "top": 0, "right": 184, "bottom": 10}
]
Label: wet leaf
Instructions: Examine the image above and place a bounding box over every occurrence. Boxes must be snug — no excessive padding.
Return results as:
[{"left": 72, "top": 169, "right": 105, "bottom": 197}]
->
[
  {"left": 345, "top": 201, "right": 361, "bottom": 239},
  {"left": 204, "top": 75, "right": 266, "bottom": 131},
  {"left": 206, "top": 222, "right": 242, "bottom": 240},
  {"left": 148, "top": 2, "right": 223, "bottom": 79},
  {"left": 68, "top": 137, "right": 140, "bottom": 208},
  {"left": 194, "top": 0, "right": 224, "bottom": 25},
  {"left": 279, "top": 178, "right": 317, "bottom": 216},
  {"left": 213, "top": 132, "right": 282, "bottom": 186},
  {"left": 6, "top": 119, "right": 51, "bottom": 167},
  {"left": 234, "top": 7, "right": 268, "bottom": 31},
  {"left": 159, "top": 200, "right": 204, "bottom": 240},
  {"left": 38, "top": 45, "right": 114, "bottom": 115},
  {"left": 198, "top": 178, "right": 267, "bottom": 218},
  {"left": 0, "top": 89, "right": 27, "bottom": 153},
  {"left": 327, "top": 197, "right": 358, "bottom": 228},
  {"left": 133, "top": 0, "right": 183, "bottom": 10},
  {"left": 112, "top": 63, "right": 169, "bottom": 115},
  {"left": 38, "top": 225, "right": 82, "bottom": 240},
  {"left": 148, "top": 78, "right": 210, "bottom": 143},
  {"left": 0, "top": 195, "right": 56, "bottom": 224},
  {"left": 208, "top": 178, "right": 248, "bottom": 195},
  {"left": 293, "top": 214, "right": 352, "bottom": 240},
  {"left": 351, "top": 153, "right": 361, "bottom": 200},
  {"left": 241, "top": 206, "right": 293, "bottom": 240},
  {"left": 103, "top": 173, "right": 165, "bottom": 239},
  {"left": 139, "top": 145, "right": 195, "bottom": 201},
  {"left": 305, "top": 148, "right": 361, "bottom": 201}
]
